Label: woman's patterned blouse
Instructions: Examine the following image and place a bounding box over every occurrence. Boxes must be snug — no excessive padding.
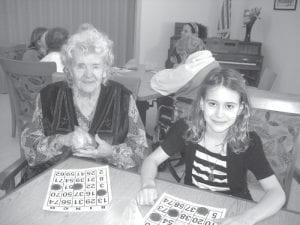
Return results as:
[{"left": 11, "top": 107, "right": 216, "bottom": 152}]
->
[{"left": 21, "top": 94, "right": 150, "bottom": 170}]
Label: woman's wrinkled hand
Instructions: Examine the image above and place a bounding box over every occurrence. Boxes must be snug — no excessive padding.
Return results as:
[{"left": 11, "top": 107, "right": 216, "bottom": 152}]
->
[
  {"left": 60, "top": 126, "right": 95, "bottom": 149},
  {"left": 73, "top": 134, "right": 113, "bottom": 159},
  {"left": 136, "top": 186, "right": 158, "bottom": 206}
]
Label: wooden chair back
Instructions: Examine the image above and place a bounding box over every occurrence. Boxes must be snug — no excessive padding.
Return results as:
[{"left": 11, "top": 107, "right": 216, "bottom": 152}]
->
[
  {"left": 0, "top": 57, "right": 56, "bottom": 138},
  {"left": 0, "top": 44, "right": 27, "bottom": 94}
]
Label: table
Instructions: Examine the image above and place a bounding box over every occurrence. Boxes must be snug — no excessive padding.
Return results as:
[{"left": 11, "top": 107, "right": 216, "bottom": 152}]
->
[
  {"left": 0, "top": 157, "right": 300, "bottom": 225},
  {"left": 114, "top": 70, "right": 162, "bottom": 126}
]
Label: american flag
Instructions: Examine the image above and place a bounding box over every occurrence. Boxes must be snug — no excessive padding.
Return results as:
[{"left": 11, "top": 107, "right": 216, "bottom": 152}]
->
[{"left": 217, "top": 0, "right": 232, "bottom": 39}]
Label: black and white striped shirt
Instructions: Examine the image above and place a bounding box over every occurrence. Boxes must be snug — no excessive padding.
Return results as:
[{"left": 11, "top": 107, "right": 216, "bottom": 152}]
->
[{"left": 191, "top": 145, "right": 230, "bottom": 192}]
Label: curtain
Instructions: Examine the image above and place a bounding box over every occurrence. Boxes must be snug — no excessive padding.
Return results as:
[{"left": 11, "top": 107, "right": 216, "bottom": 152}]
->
[
  {"left": 0, "top": 0, "right": 136, "bottom": 66},
  {"left": 217, "top": 0, "right": 232, "bottom": 39}
]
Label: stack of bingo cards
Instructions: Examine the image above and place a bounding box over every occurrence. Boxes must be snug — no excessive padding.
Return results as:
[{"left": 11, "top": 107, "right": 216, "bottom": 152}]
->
[
  {"left": 144, "top": 193, "right": 226, "bottom": 225},
  {"left": 43, "top": 166, "right": 112, "bottom": 212}
]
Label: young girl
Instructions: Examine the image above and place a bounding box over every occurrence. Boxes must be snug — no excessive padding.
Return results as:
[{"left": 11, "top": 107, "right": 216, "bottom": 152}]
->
[{"left": 137, "top": 68, "right": 285, "bottom": 225}]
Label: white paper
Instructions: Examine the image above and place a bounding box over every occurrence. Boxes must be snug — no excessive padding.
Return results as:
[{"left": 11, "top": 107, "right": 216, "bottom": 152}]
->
[
  {"left": 43, "top": 166, "right": 112, "bottom": 212},
  {"left": 144, "top": 193, "right": 226, "bottom": 225}
]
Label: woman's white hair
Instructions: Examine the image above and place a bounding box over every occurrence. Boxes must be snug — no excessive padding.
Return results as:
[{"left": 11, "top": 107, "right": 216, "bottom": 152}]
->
[{"left": 61, "top": 23, "right": 114, "bottom": 85}]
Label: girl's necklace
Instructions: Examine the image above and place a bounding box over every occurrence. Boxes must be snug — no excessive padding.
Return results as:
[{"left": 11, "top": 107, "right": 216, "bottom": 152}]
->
[{"left": 203, "top": 135, "right": 225, "bottom": 182}]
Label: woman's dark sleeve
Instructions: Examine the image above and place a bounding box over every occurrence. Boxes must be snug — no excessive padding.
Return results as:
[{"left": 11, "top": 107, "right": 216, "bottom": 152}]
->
[{"left": 160, "top": 119, "right": 188, "bottom": 156}]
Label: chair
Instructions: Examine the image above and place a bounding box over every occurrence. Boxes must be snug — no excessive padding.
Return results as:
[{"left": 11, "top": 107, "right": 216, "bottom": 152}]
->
[
  {"left": 248, "top": 101, "right": 300, "bottom": 206},
  {"left": 258, "top": 67, "right": 277, "bottom": 91},
  {"left": 0, "top": 58, "right": 56, "bottom": 138},
  {"left": 153, "top": 96, "right": 193, "bottom": 182},
  {"left": 0, "top": 58, "right": 56, "bottom": 194},
  {"left": 0, "top": 44, "right": 27, "bottom": 94}
]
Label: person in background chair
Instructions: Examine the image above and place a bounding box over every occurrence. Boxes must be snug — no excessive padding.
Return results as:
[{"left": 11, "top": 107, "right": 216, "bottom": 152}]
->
[
  {"left": 153, "top": 35, "right": 219, "bottom": 112},
  {"left": 166, "top": 22, "right": 208, "bottom": 69},
  {"left": 41, "top": 27, "right": 69, "bottom": 72},
  {"left": 22, "top": 27, "right": 48, "bottom": 61},
  {"left": 21, "top": 23, "right": 149, "bottom": 182}
]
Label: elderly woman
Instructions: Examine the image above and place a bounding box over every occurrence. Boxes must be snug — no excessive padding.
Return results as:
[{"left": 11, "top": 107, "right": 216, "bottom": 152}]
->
[{"left": 21, "top": 24, "right": 149, "bottom": 179}]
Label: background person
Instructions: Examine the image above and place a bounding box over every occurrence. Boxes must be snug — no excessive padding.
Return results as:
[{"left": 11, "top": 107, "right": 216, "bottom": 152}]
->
[
  {"left": 22, "top": 27, "right": 48, "bottom": 61},
  {"left": 166, "top": 22, "right": 208, "bottom": 69},
  {"left": 137, "top": 68, "right": 285, "bottom": 225},
  {"left": 41, "top": 27, "right": 69, "bottom": 72}
]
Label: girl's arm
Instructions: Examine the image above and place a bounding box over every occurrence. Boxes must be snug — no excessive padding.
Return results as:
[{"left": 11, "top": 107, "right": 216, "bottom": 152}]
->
[
  {"left": 221, "top": 175, "right": 285, "bottom": 225},
  {"left": 136, "top": 146, "right": 170, "bottom": 205}
]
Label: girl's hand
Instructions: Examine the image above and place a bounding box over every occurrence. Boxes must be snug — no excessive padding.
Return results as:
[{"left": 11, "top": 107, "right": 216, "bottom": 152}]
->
[
  {"left": 73, "top": 134, "right": 113, "bottom": 159},
  {"left": 136, "top": 186, "right": 158, "bottom": 206}
]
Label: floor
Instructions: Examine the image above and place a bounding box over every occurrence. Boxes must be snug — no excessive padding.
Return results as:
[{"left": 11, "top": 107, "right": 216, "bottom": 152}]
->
[{"left": 0, "top": 93, "right": 299, "bottom": 213}]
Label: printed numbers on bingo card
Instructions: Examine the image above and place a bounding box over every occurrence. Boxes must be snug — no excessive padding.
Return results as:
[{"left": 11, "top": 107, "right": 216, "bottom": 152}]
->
[{"left": 43, "top": 167, "right": 111, "bottom": 212}]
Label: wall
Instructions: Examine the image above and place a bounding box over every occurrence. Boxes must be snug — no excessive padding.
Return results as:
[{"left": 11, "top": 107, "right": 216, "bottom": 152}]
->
[
  {"left": 136, "top": 0, "right": 218, "bottom": 70},
  {"left": 136, "top": 0, "right": 300, "bottom": 95},
  {"left": 232, "top": 0, "right": 300, "bottom": 95}
]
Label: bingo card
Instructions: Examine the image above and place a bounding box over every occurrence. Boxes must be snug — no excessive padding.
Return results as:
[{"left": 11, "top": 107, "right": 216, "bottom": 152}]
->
[
  {"left": 144, "top": 193, "right": 226, "bottom": 225},
  {"left": 43, "top": 166, "right": 112, "bottom": 212}
]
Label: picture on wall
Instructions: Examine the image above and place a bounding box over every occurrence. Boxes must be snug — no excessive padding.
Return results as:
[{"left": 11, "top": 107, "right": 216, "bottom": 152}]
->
[{"left": 274, "top": 0, "right": 298, "bottom": 10}]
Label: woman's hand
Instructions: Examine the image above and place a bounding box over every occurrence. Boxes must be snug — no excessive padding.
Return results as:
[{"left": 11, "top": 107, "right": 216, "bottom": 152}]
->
[
  {"left": 73, "top": 134, "right": 113, "bottom": 159},
  {"left": 58, "top": 126, "right": 95, "bottom": 150},
  {"left": 136, "top": 186, "right": 158, "bottom": 206}
]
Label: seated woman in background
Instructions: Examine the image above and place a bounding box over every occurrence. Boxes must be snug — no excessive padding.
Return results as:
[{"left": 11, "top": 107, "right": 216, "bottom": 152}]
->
[
  {"left": 138, "top": 68, "right": 285, "bottom": 225},
  {"left": 22, "top": 27, "right": 48, "bottom": 61},
  {"left": 21, "top": 24, "right": 149, "bottom": 181},
  {"left": 165, "top": 22, "right": 208, "bottom": 69},
  {"left": 152, "top": 35, "right": 219, "bottom": 99},
  {"left": 40, "top": 27, "right": 69, "bottom": 72}
]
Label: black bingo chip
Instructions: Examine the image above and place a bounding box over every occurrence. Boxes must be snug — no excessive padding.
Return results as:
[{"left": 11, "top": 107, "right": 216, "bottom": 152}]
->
[
  {"left": 72, "top": 183, "right": 83, "bottom": 190},
  {"left": 167, "top": 208, "right": 179, "bottom": 217},
  {"left": 197, "top": 207, "right": 209, "bottom": 215},
  {"left": 97, "top": 189, "right": 107, "bottom": 196},
  {"left": 51, "top": 184, "right": 61, "bottom": 190},
  {"left": 149, "top": 212, "right": 162, "bottom": 222}
]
